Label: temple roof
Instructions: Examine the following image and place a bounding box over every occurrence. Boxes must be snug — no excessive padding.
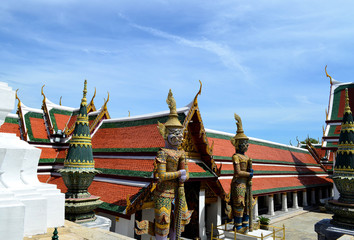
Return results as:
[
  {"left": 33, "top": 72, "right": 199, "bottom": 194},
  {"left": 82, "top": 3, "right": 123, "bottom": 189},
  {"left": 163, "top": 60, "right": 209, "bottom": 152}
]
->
[
  {"left": 322, "top": 80, "right": 354, "bottom": 150},
  {"left": 206, "top": 129, "right": 332, "bottom": 197}
]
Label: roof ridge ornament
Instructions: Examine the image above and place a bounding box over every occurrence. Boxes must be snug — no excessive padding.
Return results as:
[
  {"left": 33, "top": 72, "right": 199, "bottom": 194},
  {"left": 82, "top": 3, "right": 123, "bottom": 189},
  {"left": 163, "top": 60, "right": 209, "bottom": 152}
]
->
[
  {"left": 193, "top": 80, "right": 202, "bottom": 106},
  {"left": 41, "top": 84, "right": 46, "bottom": 104},
  {"left": 15, "top": 89, "right": 21, "bottom": 108},
  {"left": 59, "top": 96, "right": 62, "bottom": 106},
  {"left": 325, "top": 65, "right": 333, "bottom": 85}
]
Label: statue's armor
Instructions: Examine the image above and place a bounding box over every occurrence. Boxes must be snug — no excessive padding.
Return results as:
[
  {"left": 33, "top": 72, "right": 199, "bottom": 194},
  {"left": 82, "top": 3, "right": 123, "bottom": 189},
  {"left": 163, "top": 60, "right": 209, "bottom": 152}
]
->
[
  {"left": 230, "top": 153, "right": 250, "bottom": 217},
  {"left": 154, "top": 148, "right": 192, "bottom": 237}
]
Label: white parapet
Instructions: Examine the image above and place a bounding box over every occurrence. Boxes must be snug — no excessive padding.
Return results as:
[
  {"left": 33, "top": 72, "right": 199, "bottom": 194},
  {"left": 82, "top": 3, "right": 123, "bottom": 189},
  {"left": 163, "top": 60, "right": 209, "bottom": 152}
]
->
[{"left": 20, "top": 142, "right": 65, "bottom": 228}]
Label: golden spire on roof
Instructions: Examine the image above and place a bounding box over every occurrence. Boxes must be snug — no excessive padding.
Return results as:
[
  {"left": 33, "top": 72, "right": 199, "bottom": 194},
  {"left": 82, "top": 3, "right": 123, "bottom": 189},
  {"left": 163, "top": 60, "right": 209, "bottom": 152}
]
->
[
  {"left": 59, "top": 96, "right": 62, "bottom": 106},
  {"left": 325, "top": 65, "right": 333, "bottom": 85},
  {"left": 345, "top": 88, "right": 351, "bottom": 114},
  {"left": 81, "top": 80, "right": 87, "bottom": 106}
]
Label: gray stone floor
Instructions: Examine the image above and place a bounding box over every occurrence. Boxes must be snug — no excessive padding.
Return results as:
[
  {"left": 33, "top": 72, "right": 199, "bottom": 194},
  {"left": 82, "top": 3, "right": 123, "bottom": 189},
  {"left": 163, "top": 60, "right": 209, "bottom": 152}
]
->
[{"left": 270, "top": 207, "right": 333, "bottom": 240}]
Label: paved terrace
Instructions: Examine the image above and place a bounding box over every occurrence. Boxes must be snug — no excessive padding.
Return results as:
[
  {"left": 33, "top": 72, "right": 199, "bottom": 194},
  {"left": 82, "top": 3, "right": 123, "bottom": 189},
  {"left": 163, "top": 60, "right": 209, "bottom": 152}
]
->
[{"left": 23, "top": 220, "right": 134, "bottom": 240}]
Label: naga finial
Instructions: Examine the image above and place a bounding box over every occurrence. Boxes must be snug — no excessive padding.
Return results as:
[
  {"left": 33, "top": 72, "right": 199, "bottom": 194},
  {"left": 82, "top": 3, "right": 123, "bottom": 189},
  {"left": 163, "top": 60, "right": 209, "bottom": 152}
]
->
[
  {"left": 59, "top": 96, "right": 62, "bottom": 106},
  {"left": 103, "top": 92, "right": 110, "bottom": 110},
  {"left": 345, "top": 88, "right": 351, "bottom": 114},
  {"left": 193, "top": 80, "right": 202, "bottom": 106},
  {"left": 325, "top": 65, "right": 333, "bottom": 85},
  {"left": 128, "top": 111, "right": 130, "bottom": 117},
  {"left": 15, "top": 89, "right": 21, "bottom": 108},
  {"left": 41, "top": 84, "right": 46, "bottom": 104}
]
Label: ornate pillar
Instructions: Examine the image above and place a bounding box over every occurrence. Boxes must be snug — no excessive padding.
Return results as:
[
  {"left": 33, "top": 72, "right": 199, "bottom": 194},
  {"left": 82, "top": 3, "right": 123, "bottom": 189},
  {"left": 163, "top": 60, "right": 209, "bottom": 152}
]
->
[
  {"left": 311, "top": 189, "right": 316, "bottom": 205},
  {"left": 253, "top": 197, "right": 258, "bottom": 220},
  {"left": 292, "top": 191, "right": 299, "bottom": 209},
  {"left": 281, "top": 193, "right": 288, "bottom": 212},
  {"left": 268, "top": 195, "right": 275, "bottom": 216},
  {"left": 302, "top": 189, "right": 308, "bottom": 207},
  {"left": 199, "top": 188, "right": 206, "bottom": 240}
]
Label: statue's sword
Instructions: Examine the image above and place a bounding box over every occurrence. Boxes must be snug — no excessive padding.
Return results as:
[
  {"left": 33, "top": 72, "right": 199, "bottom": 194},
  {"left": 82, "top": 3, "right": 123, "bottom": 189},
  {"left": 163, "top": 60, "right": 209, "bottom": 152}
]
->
[
  {"left": 174, "top": 160, "right": 185, "bottom": 240},
  {"left": 248, "top": 158, "right": 253, "bottom": 232}
]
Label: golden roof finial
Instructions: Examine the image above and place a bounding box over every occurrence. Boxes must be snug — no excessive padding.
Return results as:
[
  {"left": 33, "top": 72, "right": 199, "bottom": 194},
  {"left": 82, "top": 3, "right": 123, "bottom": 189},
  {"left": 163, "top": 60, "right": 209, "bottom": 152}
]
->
[
  {"left": 193, "top": 80, "right": 202, "bottom": 106},
  {"left": 59, "top": 96, "right": 62, "bottom": 106},
  {"left": 103, "top": 92, "right": 109, "bottom": 110},
  {"left": 325, "top": 65, "right": 333, "bottom": 85},
  {"left": 15, "top": 89, "right": 21, "bottom": 108},
  {"left": 41, "top": 85, "right": 46, "bottom": 104},
  {"left": 345, "top": 88, "right": 351, "bottom": 114},
  {"left": 81, "top": 80, "right": 87, "bottom": 106},
  {"left": 322, "top": 125, "right": 325, "bottom": 135},
  {"left": 128, "top": 111, "right": 130, "bottom": 117}
]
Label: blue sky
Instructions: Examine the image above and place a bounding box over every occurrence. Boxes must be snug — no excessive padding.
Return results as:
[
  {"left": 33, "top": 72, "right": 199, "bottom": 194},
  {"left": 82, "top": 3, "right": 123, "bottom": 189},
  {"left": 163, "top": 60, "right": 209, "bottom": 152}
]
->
[{"left": 1, "top": 1, "right": 353, "bottom": 145}]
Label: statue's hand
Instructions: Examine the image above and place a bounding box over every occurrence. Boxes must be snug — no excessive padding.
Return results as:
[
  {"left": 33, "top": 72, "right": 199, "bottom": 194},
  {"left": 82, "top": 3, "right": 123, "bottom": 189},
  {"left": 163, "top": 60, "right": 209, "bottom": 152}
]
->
[
  {"left": 249, "top": 169, "right": 254, "bottom": 178},
  {"left": 179, "top": 169, "right": 187, "bottom": 182}
]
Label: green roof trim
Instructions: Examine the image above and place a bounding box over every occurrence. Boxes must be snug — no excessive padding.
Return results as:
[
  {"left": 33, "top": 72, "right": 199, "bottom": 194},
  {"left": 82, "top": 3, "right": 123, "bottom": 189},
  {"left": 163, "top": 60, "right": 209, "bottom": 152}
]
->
[
  {"left": 253, "top": 159, "right": 319, "bottom": 166},
  {"left": 39, "top": 158, "right": 65, "bottom": 164},
  {"left": 24, "top": 112, "right": 50, "bottom": 143},
  {"left": 213, "top": 157, "right": 319, "bottom": 166},
  {"left": 220, "top": 170, "right": 325, "bottom": 175},
  {"left": 99, "top": 202, "right": 126, "bottom": 213},
  {"left": 49, "top": 108, "right": 73, "bottom": 131},
  {"left": 253, "top": 183, "right": 332, "bottom": 195},
  {"left": 93, "top": 147, "right": 160, "bottom": 153},
  {"left": 206, "top": 132, "right": 310, "bottom": 154},
  {"left": 213, "top": 156, "right": 232, "bottom": 160},
  {"left": 96, "top": 168, "right": 153, "bottom": 177},
  {"left": 100, "top": 114, "right": 186, "bottom": 129},
  {"left": 4, "top": 116, "right": 18, "bottom": 124}
]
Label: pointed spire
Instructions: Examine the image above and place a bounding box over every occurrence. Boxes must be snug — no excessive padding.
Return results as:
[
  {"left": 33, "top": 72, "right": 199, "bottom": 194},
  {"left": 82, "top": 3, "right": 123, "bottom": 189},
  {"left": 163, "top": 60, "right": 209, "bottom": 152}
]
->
[
  {"left": 336, "top": 88, "right": 354, "bottom": 172},
  {"left": 345, "top": 88, "right": 352, "bottom": 114},
  {"left": 64, "top": 80, "right": 95, "bottom": 170}
]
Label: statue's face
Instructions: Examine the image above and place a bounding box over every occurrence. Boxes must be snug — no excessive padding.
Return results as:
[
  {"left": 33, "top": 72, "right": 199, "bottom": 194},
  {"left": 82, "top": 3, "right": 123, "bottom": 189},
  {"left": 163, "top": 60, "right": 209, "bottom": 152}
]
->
[
  {"left": 167, "top": 128, "right": 183, "bottom": 147},
  {"left": 238, "top": 139, "right": 249, "bottom": 153}
]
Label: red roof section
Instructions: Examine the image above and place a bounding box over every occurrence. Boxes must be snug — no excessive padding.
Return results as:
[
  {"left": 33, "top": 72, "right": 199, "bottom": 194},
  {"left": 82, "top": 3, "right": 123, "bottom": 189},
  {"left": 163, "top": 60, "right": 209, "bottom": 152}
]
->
[
  {"left": 42, "top": 176, "right": 142, "bottom": 206},
  {"left": 30, "top": 117, "right": 48, "bottom": 139},
  {"left": 38, "top": 147, "right": 60, "bottom": 159},
  {"left": 217, "top": 163, "right": 323, "bottom": 173},
  {"left": 0, "top": 122, "right": 20, "bottom": 137},
  {"left": 209, "top": 137, "right": 316, "bottom": 165},
  {"left": 54, "top": 113, "right": 71, "bottom": 130},
  {"left": 220, "top": 175, "right": 332, "bottom": 195},
  {"left": 95, "top": 158, "right": 154, "bottom": 171},
  {"left": 92, "top": 124, "right": 164, "bottom": 149}
]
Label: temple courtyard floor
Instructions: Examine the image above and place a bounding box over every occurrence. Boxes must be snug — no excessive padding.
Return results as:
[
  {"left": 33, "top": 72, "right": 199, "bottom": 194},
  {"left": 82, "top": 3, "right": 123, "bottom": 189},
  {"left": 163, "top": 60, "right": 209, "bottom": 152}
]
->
[{"left": 270, "top": 207, "right": 353, "bottom": 240}]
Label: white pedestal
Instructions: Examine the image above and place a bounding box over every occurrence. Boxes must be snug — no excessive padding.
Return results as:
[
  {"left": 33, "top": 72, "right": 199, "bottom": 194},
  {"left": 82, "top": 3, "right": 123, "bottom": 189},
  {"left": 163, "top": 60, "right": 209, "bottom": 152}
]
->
[
  {"left": 81, "top": 215, "right": 112, "bottom": 231},
  {"left": 0, "top": 189, "right": 25, "bottom": 240}
]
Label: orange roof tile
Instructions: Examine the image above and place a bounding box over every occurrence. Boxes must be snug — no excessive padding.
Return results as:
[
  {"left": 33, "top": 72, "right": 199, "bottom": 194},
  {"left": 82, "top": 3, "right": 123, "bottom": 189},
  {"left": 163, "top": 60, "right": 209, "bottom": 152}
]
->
[
  {"left": 92, "top": 124, "right": 164, "bottom": 149},
  {"left": 0, "top": 122, "right": 20, "bottom": 137},
  {"left": 219, "top": 175, "right": 332, "bottom": 195},
  {"left": 29, "top": 117, "right": 48, "bottom": 139},
  {"left": 95, "top": 158, "right": 154, "bottom": 171},
  {"left": 44, "top": 176, "right": 142, "bottom": 206},
  {"left": 53, "top": 113, "right": 71, "bottom": 130},
  {"left": 209, "top": 137, "right": 316, "bottom": 165}
]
